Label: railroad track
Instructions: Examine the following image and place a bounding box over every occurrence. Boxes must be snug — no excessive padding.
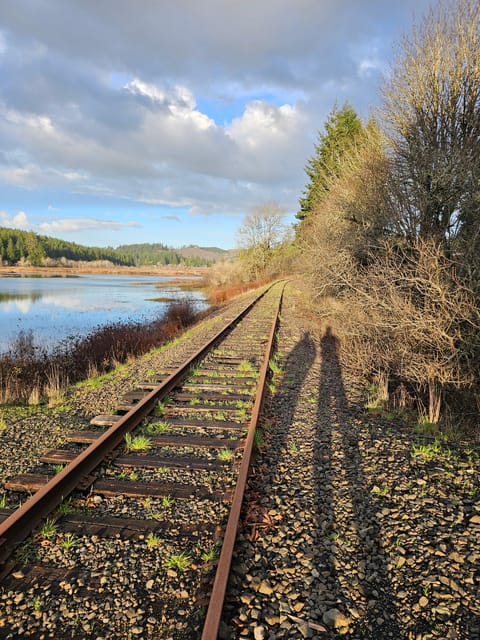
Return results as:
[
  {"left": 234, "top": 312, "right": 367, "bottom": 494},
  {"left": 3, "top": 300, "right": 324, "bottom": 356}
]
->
[{"left": 0, "top": 281, "right": 285, "bottom": 639}]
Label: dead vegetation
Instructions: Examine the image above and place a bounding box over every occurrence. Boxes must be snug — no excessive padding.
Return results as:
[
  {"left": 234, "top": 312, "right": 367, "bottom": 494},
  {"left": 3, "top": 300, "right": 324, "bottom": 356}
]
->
[
  {"left": 297, "top": 0, "right": 480, "bottom": 439},
  {"left": 0, "top": 300, "right": 199, "bottom": 406}
]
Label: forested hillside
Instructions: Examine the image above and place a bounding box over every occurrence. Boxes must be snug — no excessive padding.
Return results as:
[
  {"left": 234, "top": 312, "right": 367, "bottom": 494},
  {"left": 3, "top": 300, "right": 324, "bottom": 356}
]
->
[
  {"left": 0, "top": 229, "right": 223, "bottom": 267},
  {"left": 0, "top": 228, "right": 133, "bottom": 266},
  {"left": 115, "top": 243, "right": 227, "bottom": 266}
]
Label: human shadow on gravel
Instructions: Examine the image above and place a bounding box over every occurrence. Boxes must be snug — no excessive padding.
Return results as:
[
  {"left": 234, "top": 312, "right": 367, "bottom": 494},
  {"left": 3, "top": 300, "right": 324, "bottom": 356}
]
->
[
  {"left": 315, "top": 327, "right": 401, "bottom": 637},
  {"left": 269, "top": 331, "right": 317, "bottom": 460},
  {"left": 222, "top": 332, "right": 317, "bottom": 631}
]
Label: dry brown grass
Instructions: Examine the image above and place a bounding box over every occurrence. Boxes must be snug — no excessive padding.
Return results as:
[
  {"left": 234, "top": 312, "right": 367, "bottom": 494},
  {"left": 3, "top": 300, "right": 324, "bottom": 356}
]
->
[{"left": 207, "top": 279, "right": 271, "bottom": 304}]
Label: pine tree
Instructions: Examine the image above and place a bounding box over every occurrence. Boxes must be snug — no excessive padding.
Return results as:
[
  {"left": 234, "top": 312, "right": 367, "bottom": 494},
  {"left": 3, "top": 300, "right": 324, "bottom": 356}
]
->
[
  {"left": 297, "top": 102, "right": 364, "bottom": 222},
  {"left": 6, "top": 237, "right": 16, "bottom": 263}
]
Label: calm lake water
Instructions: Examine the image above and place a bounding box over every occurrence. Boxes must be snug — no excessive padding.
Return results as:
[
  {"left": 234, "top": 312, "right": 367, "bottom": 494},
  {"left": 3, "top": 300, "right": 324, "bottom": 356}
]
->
[{"left": 0, "top": 274, "right": 207, "bottom": 354}]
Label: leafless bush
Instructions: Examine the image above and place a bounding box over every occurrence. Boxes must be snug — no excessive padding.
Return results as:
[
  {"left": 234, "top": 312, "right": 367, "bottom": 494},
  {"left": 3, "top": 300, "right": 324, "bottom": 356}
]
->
[
  {"left": 336, "top": 239, "right": 480, "bottom": 424},
  {"left": 28, "top": 386, "right": 41, "bottom": 406},
  {"left": 45, "top": 365, "right": 68, "bottom": 408},
  {"left": 299, "top": 0, "right": 480, "bottom": 437},
  {"left": 207, "top": 260, "right": 245, "bottom": 286},
  {"left": 381, "top": 0, "right": 480, "bottom": 246},
  {"left": 299, "top": 124, "right": 394, "bottom": 300}
]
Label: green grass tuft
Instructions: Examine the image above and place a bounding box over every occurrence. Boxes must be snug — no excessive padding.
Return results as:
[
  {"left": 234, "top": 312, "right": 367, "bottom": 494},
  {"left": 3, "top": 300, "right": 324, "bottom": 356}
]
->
[
  {"left": 164, "top": 552, "right": 191, "bottom": 572},
  {"left": 125, "top": 433, "right": 152, "bottom": 452}
]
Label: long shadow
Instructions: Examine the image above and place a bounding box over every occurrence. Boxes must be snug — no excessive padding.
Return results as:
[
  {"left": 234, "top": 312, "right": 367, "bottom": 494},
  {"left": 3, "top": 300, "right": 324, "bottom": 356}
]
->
[
  {"left": 315, "top": 326, "right": 401, "bottom": 637},
  {"left": 265, "top": 331, "right": 317, "bottom": 466},
  {"left": 222, "top": 332, "right": 317, "bottom": 626}
]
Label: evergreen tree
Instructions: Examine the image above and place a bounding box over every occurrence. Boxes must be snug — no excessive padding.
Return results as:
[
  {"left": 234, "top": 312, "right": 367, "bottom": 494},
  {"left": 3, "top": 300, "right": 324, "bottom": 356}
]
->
[
  {"left": 297, "top": 102, "right": 364, "bottom": 222},
  {"left": 6, "top": 237, "right": 16, "bottom": 263}
]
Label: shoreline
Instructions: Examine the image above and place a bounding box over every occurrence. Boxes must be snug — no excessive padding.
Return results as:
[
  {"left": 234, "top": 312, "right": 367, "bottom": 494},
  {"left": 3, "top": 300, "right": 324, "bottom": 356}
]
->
[
  {"left": 0, "top": 264, "right": 209, "bottom": 277},
  {"left": 0, "top": 265, "right": 208, "bottom": 277}
]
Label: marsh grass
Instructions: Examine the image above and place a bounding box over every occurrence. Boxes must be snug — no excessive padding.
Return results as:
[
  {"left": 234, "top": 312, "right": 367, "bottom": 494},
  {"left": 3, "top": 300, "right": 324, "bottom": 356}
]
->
[
  {"left": 268, "top": 357, "right": 283, "bottom": 375},
  {"left": 146, "top": 533, "right": 162, "bottom": 548},
  {"left": 0, "top": 300, "right": 199, "bottom": 406},
  {"left": 206, "top": 278, "right": 271, "bottom": 304},
  {"left": 238, "top": 360, "right": 255, "bottom": 374},
  {"left": 414, "top": 416, "right": 442, "bottom": 437},
  {"left": 162, "top": 495, "right": 174, "bottom": 508},
  {"left": 60, "top": 533, "right": 78, "bottom": 551},
  {"left": 217, "top": 448, "right": 235, "bottom": 462},
  {"left": 58, "top": 498, "right": 74, "bottom": 514},
  {"left": 28, "top": 386, "right": 41, "bottom": 406},
  {"left": 411, "top": 439, "right": 443, "bottom": 462},
  {"left": 39, "top": 518, "right": 57, "bottom": 540},
  {"left": 202, "top": 542, "right": 221, "bottom": 563},
  {"left": 253, "top": 429, "right": 263, "bottom": 452}
]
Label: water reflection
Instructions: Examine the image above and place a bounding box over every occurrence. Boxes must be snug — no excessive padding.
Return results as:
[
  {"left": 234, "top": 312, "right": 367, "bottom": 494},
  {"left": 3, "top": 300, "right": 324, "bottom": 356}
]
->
[
  {"left": 0, "top": 292, "right": 42, "bottom": 303},
  {"left": 0, "top": 274, "right": 206, "bottom": 353}
]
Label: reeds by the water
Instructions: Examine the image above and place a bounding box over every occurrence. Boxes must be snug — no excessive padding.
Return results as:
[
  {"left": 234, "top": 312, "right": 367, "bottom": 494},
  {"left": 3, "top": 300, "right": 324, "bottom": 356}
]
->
[
  {"left": 0, "top": 300, "right": 199, "bottom": 406},
  {"left": 206, "top": 278, "right": 270, "bottom": 304}
]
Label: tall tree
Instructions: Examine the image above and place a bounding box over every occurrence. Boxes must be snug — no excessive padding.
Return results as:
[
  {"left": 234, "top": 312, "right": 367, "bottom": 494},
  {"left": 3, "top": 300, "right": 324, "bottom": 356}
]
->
[
  {"left": 6, "top": 237, "right": 16, "bottom": 263},
  {"left": 236, "top": 202, "right": 287, "bottom": 279},
  {"left": 296, "top": 102, "right": 364, "bottom": 222},
  {"left": 381, "top": 0, "right": 480, "bottom": 250},
  {"left": 300, "top": 122, "right": 393, "bottom": 297}
]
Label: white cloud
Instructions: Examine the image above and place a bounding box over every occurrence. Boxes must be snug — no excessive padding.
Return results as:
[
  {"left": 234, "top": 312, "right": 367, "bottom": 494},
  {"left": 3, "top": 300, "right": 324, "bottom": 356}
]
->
[
  {"left": 0, "top": 210, "right": 140, "bottom": 236},
  {"left": 37, "top": 217, "right": 141, "bottom": 234},
  {"left": 125, "top": 78, "right": 196, "bottom": 111},
  {"left": 13, "top": 210, "right": 29, "bottom": 227},
  {"left": 0, "top": 164, "right": 36, "bottom": 187},
  {"left": 353, "top": 39, "right": 386, "bottom": 79},
  {"left": 0, "top": 0, "right": 434, "bottom": 222},
  {"left": 5, "top": 108, "right": 54, "bottom": 133},
  {"left": 226, "top": 100, "right": 308, "bottom": 183},
  {"left": 228, "top": 101, "right": 302, "bottom": 148},
  {"left": 1, "top": 299, "right": 32, "bottom": 314},
  {"left": 0, "top": 210, "right": 30, "bottom": 228}
]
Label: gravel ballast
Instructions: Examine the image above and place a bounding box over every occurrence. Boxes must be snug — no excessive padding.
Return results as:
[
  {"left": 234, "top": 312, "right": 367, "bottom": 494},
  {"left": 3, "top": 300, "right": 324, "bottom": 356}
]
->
[
  {"left": 223, "top": 282, "right": 479, "bottom": 640},
  {"left": 0, "top": 289, "right": 266, "bottom": 639},
  {"left": 0, "top": 281, "right": 479, "bottom": 639}
]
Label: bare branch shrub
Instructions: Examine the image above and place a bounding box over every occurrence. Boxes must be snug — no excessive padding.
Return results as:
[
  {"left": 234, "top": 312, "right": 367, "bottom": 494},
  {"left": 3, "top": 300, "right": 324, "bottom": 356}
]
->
[
  {"left": 381, "top": 0, "right": 480, "bottom": 245},
  {"left": 336, "top": 239, "right": 480, "bottom": 423},
  {"left": 298, "top": 0, "right": 480, "bottom": 435},
  {"left": 236, "top": 202, "right": 290, "bottom": 281},
  {"left": 299, "top": 124, "right": 393, "bottom": 300},
  {"left": 45, "top": 365, "right": 68, "bottom": 408},
  {"left": 0, "top": 299, "right": 201, "bottom": 405},
  {"left": 207, "top": 260, "right": 245, "bottom": 287}
]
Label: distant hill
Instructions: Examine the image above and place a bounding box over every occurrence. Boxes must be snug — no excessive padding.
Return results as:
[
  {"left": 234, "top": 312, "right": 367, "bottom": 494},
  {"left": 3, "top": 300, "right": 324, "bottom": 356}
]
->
[
  {"left": 0, "top": 228, "right": 230, "bottom": 268},
  {"left": 115, "top": 243, "right": 230, "bottom": 266},
  {"left": 176, "top": 245, "right": 230, "bottom": 261}
]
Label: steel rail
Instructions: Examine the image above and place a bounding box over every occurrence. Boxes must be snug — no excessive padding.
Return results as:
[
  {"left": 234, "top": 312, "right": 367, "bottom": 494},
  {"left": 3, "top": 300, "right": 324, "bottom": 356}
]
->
[
  {"left": 201, "top": 281, "right": 286, "bottom": 639},
  {"left": 0, "top": 283, "right": 279, "bottom": 565}
]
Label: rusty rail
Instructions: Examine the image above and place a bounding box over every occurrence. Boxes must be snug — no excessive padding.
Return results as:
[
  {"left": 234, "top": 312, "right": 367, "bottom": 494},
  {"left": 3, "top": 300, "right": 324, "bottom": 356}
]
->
[
  {"left": 0, "top": 283, "right": 277, "bottom": 565},
  {"left": 201, "top": 281, "right": 285, "bottom": 639}
]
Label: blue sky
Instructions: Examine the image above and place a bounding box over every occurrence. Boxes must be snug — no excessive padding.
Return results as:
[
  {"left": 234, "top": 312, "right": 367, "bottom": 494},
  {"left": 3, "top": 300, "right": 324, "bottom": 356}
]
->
[{"left": 0, "top": 0, "right": 433, "bottom": 250}]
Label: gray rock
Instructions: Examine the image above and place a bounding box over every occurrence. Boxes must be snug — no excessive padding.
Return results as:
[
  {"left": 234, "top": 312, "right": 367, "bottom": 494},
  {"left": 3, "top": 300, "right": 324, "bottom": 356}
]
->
[{"left": 322, "top": 608, "right": 350, "bottom": 631}]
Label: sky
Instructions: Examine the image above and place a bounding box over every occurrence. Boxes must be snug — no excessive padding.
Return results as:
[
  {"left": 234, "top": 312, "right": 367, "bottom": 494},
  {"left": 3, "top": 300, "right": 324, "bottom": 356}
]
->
[{"left": 0, "top": 0, "right": 434, "bottom": 250}]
